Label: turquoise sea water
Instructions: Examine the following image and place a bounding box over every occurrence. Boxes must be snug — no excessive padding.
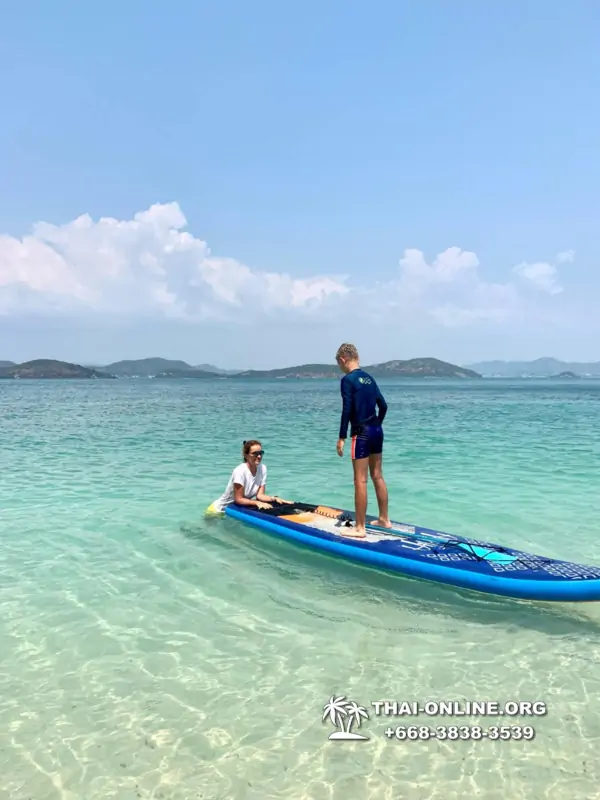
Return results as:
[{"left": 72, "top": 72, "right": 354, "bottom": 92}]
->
[{"left": 2, "top": 377, "right": 600, "bottom": 799}]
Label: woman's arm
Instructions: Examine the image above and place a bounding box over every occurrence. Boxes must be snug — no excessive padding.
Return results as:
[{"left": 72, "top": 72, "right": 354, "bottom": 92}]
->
[
  {"left": 233, "top": 483, "right": 270, "bottom": 508},
  {"left": 256, "top": 486, "right": 292, "bottom": 504}
]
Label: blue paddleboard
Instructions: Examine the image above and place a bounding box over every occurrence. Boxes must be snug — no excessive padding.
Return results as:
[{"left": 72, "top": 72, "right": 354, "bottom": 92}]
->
[{"left": 224, "top": 500, "right": 600, "bottom": 602}]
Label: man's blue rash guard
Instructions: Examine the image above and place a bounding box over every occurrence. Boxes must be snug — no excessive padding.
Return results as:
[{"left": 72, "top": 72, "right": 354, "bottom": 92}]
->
[{"left": 338, "top": 369, "right": 388, "bottom": 440}]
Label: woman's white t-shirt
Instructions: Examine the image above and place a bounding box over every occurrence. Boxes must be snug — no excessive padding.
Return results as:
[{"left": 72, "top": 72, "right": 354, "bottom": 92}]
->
[{"left": 212, "top": 463, "right": 267, "bottom": 512}]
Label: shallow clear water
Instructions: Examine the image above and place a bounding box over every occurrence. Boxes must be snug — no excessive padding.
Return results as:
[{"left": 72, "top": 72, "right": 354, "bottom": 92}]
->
[{"left": 1, "top": 378, "right": 600, "bottom": 799}]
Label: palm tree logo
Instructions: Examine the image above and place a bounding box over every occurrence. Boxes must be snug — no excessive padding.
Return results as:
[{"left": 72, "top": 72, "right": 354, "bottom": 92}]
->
[{"left": 322, "top": 695, "right": 370, "bottom": 740}]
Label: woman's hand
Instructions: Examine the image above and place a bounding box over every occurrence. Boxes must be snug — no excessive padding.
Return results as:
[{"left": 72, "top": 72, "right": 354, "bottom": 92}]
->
[
  {"left": 256, "top": 501, "right": 273, "bottom": 510},
  {"left": 260, "top": 495, "right": 294, "bottom": 505}
]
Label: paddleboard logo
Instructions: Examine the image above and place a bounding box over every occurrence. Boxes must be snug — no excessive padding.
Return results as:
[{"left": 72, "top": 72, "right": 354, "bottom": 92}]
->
[{"left": 322, "top": 695, "right": 370, "bottom": 741}]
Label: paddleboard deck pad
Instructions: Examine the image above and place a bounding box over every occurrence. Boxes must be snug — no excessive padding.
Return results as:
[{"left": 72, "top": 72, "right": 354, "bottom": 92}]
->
[{"left": 224, "top": 501, "right": 600, "bottom": 602}]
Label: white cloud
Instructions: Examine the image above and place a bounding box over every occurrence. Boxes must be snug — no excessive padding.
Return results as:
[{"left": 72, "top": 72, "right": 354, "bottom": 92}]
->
[
  {"left": 513, "top": 260, "right": 563, "bottom": 295},
  {"left": 0, "top": 202, "right": 564, "bottom": 329},
  {"left": 556, "top": 249, "right": 575, "bottom": 263},
  {"left": 373, "top": 246, "right": 521, "bottom": 327},
  {"left": 511, "top": 249, "right": 571, "bottom": 296},
  {"left": 0, "top": 202, "right": 349, "bottom": 320},
  {"left": 399, "top": 246, "right": 480, "bottom": 286}
]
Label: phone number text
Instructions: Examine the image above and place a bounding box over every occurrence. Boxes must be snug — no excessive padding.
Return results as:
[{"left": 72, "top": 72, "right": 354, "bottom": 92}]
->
[{"left": 385, "top": 725, "right": 536, "bottom": 741}]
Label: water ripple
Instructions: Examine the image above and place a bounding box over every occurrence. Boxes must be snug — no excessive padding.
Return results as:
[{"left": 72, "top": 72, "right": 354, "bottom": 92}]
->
[{"left": 1, "top": 379, "right": 600, "bottom": 798}]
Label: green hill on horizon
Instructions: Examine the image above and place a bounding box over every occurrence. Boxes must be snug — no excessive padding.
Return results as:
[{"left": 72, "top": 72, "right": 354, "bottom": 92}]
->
[
  {"left": 99, "top": 358, "right": 239, "bottom": 376},
  {"left": 232, "top": 357, "right": 480, "bottom": 379},
  {"left": 0, "top": 355, "right": 482, "bottom": 379},
  {"left": 102, "top": 358, "right": 194, "bottom": 376},
  {"left": 466, "top": 357, "right": 600, "bottom": 377},
  {"left": 0, "top": 359, "right": 115, "bottom": 379}
]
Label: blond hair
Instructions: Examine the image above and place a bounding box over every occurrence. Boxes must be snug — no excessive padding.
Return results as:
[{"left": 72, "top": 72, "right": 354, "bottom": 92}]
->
[{"left": 335, "top": 343, "right": 359, "bottom": 361}]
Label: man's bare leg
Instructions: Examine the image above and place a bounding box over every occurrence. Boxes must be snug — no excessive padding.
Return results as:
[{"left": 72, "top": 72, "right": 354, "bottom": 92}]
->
[
  {"left": 344, "top": 457, "right": 369, "bottom": 537},
  {"left": 369, "top": 453, "right": 392, "bottom": 528}
]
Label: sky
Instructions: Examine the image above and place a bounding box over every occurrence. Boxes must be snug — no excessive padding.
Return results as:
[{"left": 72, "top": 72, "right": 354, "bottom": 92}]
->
[{"left": 1, "top": 1, "right": 599, "bottom": 369}]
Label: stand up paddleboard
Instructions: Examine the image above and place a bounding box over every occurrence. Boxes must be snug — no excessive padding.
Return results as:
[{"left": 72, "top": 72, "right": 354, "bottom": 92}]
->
[{"left": 224, "top": 501, "right": 600, "bottom": 602}]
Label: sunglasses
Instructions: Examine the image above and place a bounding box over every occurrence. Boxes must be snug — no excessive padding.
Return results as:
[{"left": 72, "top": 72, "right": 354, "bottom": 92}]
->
[{"left": 250, "top": 450, "right": 264, "bottom": 457}]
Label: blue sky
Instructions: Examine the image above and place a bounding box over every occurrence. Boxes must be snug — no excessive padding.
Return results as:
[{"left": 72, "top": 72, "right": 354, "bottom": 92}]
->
[{"left": 1, "top": 1, "right": 599, "bottom": 368}]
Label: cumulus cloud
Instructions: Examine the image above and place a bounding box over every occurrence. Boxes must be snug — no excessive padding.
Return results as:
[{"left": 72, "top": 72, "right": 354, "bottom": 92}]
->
[
  {"left": 556, "top": 249, "right": 575, "bottom": 263},
  {"left": 400, "top": 246, "right": 480, "bottom": 285},
  {"left": 0, "top": 202, "right": 350, "bottom": 320},
  {"left": 0, "top": 202, "right": 566, "bottom": 329},
  {"left": 512, "top": 254, "right": 565, "bottom": 296},
  {"left": 377, "top": 246, "right": 520, "bottom": 327}
]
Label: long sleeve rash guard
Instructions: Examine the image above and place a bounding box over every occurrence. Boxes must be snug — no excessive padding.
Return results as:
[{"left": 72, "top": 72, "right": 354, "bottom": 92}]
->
[{"left": 338, "top": 368, "right": 388, "bottom": 440}]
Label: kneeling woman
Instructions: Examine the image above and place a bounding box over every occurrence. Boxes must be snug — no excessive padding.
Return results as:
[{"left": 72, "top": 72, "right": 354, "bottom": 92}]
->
[{"left": 206, "top": 439, "right": 292, "bottom": 515}]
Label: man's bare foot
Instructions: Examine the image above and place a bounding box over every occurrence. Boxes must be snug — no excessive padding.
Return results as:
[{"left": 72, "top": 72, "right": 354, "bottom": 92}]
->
[{"left": 373, "top": 518, "right": 393, "bottom": 529}]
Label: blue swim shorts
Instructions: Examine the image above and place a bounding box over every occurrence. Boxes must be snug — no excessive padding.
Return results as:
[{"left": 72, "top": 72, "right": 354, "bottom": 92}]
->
[{"left": 351, "top": 424, "right": 383, "bottom": 460}]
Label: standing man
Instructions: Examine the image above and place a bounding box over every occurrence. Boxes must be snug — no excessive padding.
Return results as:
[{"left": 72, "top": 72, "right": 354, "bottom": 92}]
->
[{"left": 335, "top": 343, "right": 392, "bottom": 537}]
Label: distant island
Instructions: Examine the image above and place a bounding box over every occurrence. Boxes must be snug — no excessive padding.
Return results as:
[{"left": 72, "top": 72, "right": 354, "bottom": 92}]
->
[
  {"left": 96, "top": 358, "right": 239, "bottom": 377},
  {"left": 0, "top": 359, "right": 115, "bottom": 380},
  {"left": 3, "top": 355, "right": 598, "bottom": 381},
  {"left": 551, "top": 371, "right": 580, "bottom": 379},
  {"left": 0, "top": 356, "right": 481, "bottom": 380},
  {"left": 97, "top": 356, "right": 481, "bottom": 379},
  {"left": 466, "top": 357, "right": 599, "bottom": 378},
  {"left": 228, "top": 358, "right": 480, "bottom": 380}
]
